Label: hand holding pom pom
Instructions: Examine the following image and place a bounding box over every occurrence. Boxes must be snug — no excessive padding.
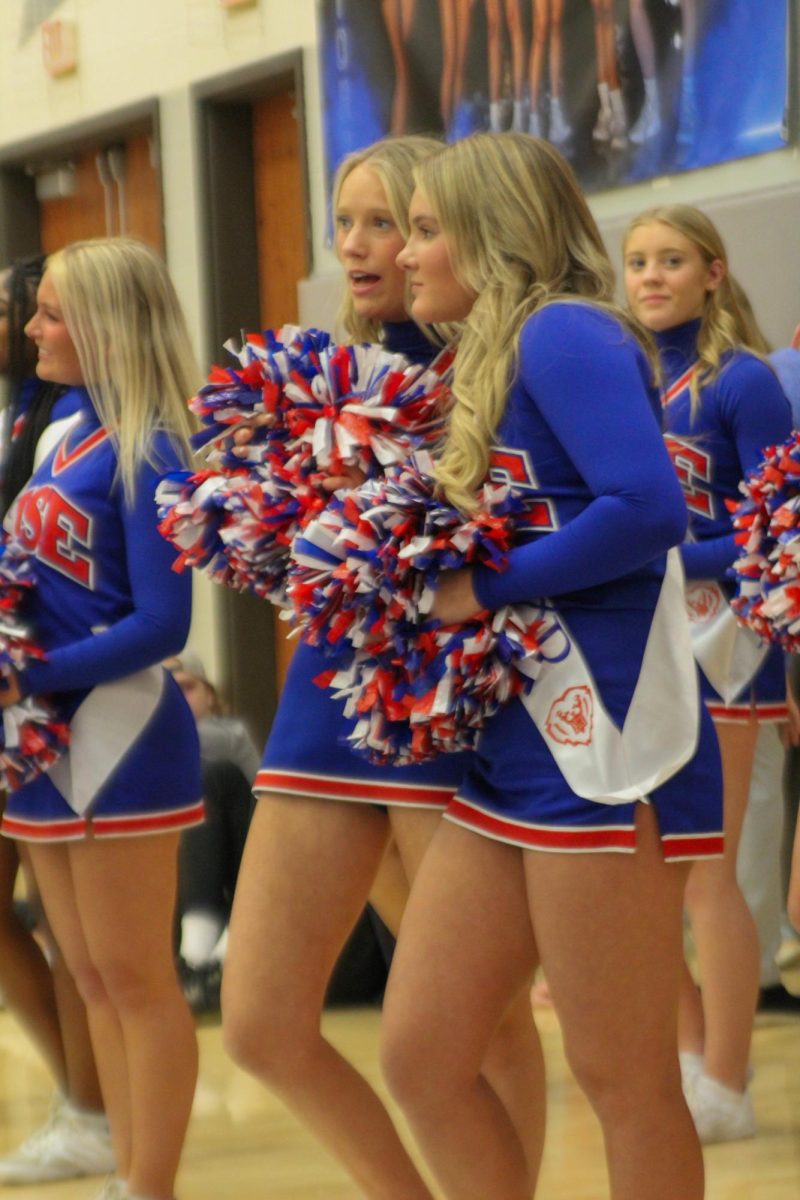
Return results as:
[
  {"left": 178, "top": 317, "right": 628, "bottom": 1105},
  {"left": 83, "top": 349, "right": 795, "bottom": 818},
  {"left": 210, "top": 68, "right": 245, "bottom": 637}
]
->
[
  {"left": 0, "top": 541, "right": 70, "bottom": 790},
  {"left": 288, "top": 455, "right": 546, "bottom": 764},
  {"left": 157, "top": 327, "right": 454, "bottom": 603}
]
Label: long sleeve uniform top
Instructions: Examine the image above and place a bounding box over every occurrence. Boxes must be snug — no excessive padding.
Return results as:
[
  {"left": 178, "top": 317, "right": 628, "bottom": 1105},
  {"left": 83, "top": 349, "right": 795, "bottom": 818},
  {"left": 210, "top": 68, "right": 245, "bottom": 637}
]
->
[
  {"left": 471, "top": 302, "right": 688, "bottom": 614},
  {"left": 6, "top": 388, "right": 191, "bottom": 701},
  {"left": 656, "top": 318, "right": 792, "bottom": 583}
]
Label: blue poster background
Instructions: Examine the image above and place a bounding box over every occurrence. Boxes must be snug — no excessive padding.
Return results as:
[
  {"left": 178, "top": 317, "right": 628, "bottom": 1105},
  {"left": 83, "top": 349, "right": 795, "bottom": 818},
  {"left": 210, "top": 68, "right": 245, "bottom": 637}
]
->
[{"left": 319, "top": 1, "right": 790, "bottom": 204}]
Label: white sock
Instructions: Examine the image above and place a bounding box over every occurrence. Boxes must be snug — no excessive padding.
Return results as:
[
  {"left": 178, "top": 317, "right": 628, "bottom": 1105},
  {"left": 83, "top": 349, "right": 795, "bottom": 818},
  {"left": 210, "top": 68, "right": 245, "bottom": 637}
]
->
[
  {"left": 210, "top": 925, "right": 229, "bottom": 963},
  {"left": 643, "top": 75, "right": 659, "bottom": 105},
  {"left": 489, "top": 100, "right": 503, "bottom": 131},
  {"left": 180, "top": 911, "right": 225, "bottom": 967},
  {"left": 597, "top": 80, "right": 611, "bottom": 113}
]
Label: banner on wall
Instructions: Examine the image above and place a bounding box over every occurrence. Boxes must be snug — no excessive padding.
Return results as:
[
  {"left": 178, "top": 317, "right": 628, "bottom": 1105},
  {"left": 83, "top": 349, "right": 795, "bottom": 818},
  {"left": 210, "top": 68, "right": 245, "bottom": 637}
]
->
[{"left": 319, "top": 0, "right": 790, "bottom": 208}]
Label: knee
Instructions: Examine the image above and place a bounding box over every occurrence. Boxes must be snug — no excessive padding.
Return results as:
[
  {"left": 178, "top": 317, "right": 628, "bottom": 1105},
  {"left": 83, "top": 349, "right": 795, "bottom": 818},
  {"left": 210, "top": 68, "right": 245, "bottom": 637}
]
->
[
  {"left": 222, "top": 988, "right": 318, "bottom": 1090},
  {"left": 564, "top": 1036, "right": 678, "bottom": 1127},
  {"left": 92, "top": 954, "right": 170, "bottom": 1015},
  {"left": 380, "top": 1007, "right": 446, "bottom": 1116}
]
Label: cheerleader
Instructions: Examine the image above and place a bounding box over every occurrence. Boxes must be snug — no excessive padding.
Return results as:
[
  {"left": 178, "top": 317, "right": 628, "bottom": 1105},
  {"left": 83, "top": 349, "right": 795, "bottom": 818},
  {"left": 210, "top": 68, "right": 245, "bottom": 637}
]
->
[
  {"left": 1, "top": 237, "right": 204, "bottom": 1200},
  {"left": 379, "top": 132, "right": 721, "bottom": 1200},
  {"left": 0, "top": 255, "right": 113, "bottom": 1187},
  {"left": 623, "top": 203, "right": 792, "bottom": 1143},
  {"left": 222, "top": 135, "right": 544, "bottom": 1199}
]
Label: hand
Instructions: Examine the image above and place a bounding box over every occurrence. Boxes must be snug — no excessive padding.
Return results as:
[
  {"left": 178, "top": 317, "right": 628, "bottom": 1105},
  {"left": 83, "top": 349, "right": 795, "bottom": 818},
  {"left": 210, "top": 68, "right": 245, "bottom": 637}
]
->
[
  {"left": 321, "top": 465, "right": 367, "bottom": 493},
  {"left": 430, "top": 569, "right": 482, "bottom": 625},
  {"left": 231, "top": 413, "right": 275, "bottom": 454},
  {"left": 0, "top": 672, "right": 21, "bottom": 709}
]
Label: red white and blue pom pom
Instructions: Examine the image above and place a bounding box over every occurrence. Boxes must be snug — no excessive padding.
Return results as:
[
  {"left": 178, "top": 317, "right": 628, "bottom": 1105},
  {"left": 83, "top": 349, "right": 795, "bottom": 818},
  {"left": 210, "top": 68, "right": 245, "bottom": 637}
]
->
[
  {"left": 0, "top": 542, "right": 70, "bottom": 791},
  {"left": 730, "top": 432, "right": 800, "bottom": 650},
  {"left": 157, "top": 327, "right": 454, "bottom": 600},
  {"left": 288, "top": 454, "right": 545, "bottom": 764}
]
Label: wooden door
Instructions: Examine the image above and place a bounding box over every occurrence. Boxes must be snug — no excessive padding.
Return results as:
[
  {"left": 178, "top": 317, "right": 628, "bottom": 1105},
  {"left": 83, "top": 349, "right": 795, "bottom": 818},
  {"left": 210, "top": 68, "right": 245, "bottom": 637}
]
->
[
  {"left": 251, "top": 89, "right": 309, "bottom": 694},
  {"left": 39, "top": 132, "right": 162, "bottom": 252}
]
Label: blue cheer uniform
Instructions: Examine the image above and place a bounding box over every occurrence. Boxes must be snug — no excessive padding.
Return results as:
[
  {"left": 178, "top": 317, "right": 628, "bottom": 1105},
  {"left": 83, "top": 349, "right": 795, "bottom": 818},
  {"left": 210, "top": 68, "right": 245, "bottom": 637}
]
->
[
  {"left": 446, "top": 303, "right": 723, "bottom": 859},
  {"left": 1, "top": 388, "right": 203, "bottom": 841},
  {"left": 255, "top": 321, "right": 470, "bottom": 808},
  {"left": 657, "top": 318, "right": 792, "bottom": 722}
]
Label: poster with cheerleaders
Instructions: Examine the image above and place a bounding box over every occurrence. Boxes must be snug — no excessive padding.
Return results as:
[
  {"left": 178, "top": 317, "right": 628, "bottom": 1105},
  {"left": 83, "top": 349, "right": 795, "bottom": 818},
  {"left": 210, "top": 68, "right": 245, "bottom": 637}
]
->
[{"left": 318, "top": 0, "right": 790, "bottom": 197}]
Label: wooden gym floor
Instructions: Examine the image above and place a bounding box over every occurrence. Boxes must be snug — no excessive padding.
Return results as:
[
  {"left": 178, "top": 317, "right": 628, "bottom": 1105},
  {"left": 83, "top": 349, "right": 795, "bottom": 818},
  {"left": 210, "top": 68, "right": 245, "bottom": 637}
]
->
[{"left": 0, "top": 957, "right": 798, "bottom": 1199}]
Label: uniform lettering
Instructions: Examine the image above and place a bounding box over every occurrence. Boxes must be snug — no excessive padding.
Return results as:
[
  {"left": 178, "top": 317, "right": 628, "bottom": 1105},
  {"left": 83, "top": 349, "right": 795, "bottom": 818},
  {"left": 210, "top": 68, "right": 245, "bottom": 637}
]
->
[
  {"left": 664, "top": 436, "right": 714, "bottom": 518},
  {"left": 13, "top": 485, "right": 93, "bottom": 586},
  {"left": 489, "top": 447, "right": 558, "bottom": 532}
]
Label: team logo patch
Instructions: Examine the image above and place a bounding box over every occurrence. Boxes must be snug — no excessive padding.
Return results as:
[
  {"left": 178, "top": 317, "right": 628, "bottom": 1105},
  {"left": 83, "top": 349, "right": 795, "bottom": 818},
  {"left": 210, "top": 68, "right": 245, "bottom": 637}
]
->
[
  {"left": 685, "top": 583, "right": 720, "bottom": 623},
  {"left": 545, "top": 686, "right": 593, "bottom": 746}
]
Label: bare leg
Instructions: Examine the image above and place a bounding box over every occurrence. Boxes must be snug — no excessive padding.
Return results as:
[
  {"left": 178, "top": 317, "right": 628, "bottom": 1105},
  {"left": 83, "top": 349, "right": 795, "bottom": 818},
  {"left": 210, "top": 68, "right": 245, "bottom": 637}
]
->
[
  {"left": 438, "top": 0, "right": 457, "bottom": 128},
  {"left": 223, "top": 796, "right": 433, "bottom": 1200},
  {"left": 682, "top": 718, "right": 761, "bottom": 1091},
  {"left": 529, "top": 805, "right": 702, "bottom": 1199},
  {"left": 368, "top": 838, "right": 409, "bottom": 935},
  {"left": 382, "top": 821, "right": 539, "bottom": 1199},
  {"left": 31, "top": 834, "right": 197, "bottom": 1200},
  {"left": 549, "top": 0, "right": 565, "bottom": 97},
  {"left": 0, "top": 831, "right": 67, "bottom": 1092},
  {"left": 528, "top": 0, "right": 549, "bottom": 117},
  {"left": 504, "top": 0, "right": 527, "bottom": 103},
  {"left": 382, "top": 0, "right": 416, "bottom": 135},
  {"left": 391, "top": 806, "right": 546, "bottom": 1187}
]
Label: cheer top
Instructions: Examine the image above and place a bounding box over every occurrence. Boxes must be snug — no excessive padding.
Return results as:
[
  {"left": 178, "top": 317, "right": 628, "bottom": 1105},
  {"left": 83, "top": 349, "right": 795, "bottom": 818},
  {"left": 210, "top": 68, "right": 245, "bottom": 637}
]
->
[
  {"left": 655, "top": 317, "right": 791, "bottom": 580},
  {"left": 472, "top": 302, "right": 687, "bottom": 614},
  {"left": 7, "top": 388, "right": 193, "bottom": 705}
]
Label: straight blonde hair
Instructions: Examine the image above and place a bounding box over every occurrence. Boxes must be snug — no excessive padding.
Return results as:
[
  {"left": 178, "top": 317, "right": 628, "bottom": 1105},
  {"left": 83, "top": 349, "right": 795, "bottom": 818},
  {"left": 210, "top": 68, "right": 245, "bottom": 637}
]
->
[
  {"left": 45, "top": 237, "right": 200, "bottom": 499},
  {"left": 623, "top": 204, "right": 768, "bottom": 412},
  {"left": 418, "top": 132, "right": 651, "bottom": 514},
  {"left": 331, "top": 135, "right": 442, "bottom": 343}
]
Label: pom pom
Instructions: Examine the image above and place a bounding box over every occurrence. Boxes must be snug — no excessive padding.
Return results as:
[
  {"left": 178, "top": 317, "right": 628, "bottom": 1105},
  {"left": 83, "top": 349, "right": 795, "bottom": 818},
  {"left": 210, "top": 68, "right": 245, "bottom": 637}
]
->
[
  {"left": 157, "top": 328, "right": 454, "bottom": 601},
  {"left": 730, "top": 432, "right": 800, "bottom": 650},
  {"left": 0, "top": 542, "right": 70, "bottom": 791},
  {"left": 288, "top": 454, "right": 546, "bottom": 764}
]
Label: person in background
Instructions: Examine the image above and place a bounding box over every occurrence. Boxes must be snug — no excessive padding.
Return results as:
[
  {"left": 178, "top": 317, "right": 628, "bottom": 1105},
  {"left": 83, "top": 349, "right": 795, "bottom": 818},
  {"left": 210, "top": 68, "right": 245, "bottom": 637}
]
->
[
  {"left": 624, "top": 204, "right": 793, "bottom": 1143},
  {"left": 164, "top": 651, "right": 259, "bottom": 1015},
  {"left": 0, "top": 254, "right": 113, "bottom": 1187},
  {"left": 1, "top": 237, "right": 203, "bottom": 1200}
]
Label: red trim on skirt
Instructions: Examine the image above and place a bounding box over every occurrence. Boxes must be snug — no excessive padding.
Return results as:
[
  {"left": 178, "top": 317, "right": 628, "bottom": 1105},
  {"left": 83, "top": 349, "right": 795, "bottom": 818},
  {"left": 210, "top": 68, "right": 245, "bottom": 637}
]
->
[{"left": 253, "top": 768, "right": 451, "bottom": 808}]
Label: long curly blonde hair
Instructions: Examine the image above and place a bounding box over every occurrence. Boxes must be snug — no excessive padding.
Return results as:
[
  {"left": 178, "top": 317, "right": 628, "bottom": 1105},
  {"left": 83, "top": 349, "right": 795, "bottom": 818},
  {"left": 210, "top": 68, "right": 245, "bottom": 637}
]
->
[{"left": 418, "top": 132, "right": 651, "bottom": 514}]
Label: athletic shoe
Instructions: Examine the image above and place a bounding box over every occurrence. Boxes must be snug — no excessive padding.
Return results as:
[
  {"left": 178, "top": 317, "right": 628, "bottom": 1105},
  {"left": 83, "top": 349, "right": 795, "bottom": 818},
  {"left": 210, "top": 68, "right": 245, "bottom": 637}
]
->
[
  {"left": 687, "top": 1074, "right": 756, "bottom": 1144},
  {"left": 629, "top": 95, "right": 661, "bottom": 145},
  {"left": 95, "top": 1177, "right": 128, "bottom": 1200},
  {"left": 679, "top": 1050, "right": 704, "bottom": 1099},
  {"left": 0, "top": 1097, "right": 115, "bottom": 1183},
  {"left": 548, "top": 98, "right": 572, "bottom": 147},
  {"left": 179, "top": 958, "right": 222, "bottom": 1014}
]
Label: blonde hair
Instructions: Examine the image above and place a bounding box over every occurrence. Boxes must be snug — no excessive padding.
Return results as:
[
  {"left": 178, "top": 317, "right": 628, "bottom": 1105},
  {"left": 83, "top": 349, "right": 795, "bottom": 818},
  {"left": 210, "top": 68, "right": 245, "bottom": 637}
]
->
[
  {"left": 45, "top": 237, "right": 200, "bottom": 499},
  {"left": 420, "top": 132, "right": 649, "bottom": 514},
  {"left": 332, "top": 135, "right": 442, "bottom": 342},
  {"left": 623, "top": 204, "right": 767, "bottom": 410}
]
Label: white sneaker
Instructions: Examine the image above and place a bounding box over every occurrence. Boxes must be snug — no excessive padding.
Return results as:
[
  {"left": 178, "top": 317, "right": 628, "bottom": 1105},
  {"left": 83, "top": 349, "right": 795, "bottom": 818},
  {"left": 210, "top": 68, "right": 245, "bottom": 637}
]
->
[
  {"left": 629, "top": 94, "right": 661, "bottom": 144},
  {"left": 0, "top": 1097, "right": 116, "bottom": 1183},
  {"left": 548, "top": 97, "right": 572, "bottom": 146},
  {"left": 679, "top": 1051, "right": 704, "bottom": 1100},
  {"left": 96, "top": 1178, "right": 128, "bottom": 1200},
  {"left": 687, "top": 1074, "right": 756, "bottom": 1144}
]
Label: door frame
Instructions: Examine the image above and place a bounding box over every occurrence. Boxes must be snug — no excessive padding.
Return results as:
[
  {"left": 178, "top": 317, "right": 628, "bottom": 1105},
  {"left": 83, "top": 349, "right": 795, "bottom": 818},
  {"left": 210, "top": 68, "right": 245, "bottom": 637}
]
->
[{"left": 0, "top": 98, "right": 161, "bottom": 263}]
